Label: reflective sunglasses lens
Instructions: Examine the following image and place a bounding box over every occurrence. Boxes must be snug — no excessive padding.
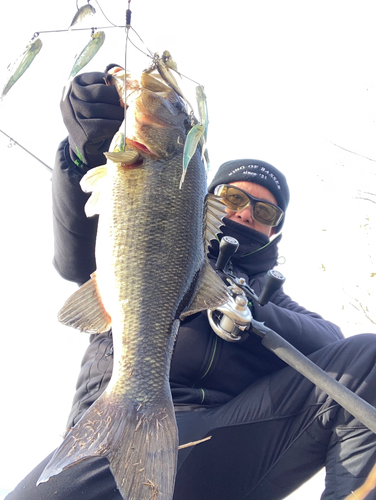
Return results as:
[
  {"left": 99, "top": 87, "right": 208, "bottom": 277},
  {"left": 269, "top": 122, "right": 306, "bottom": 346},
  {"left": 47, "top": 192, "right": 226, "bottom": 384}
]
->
[
  {"left": 253, "top": 202, "right": 282, "bottom": 226},
  {"left": 222, "top": 186, "right": 249, "bottom": 211},
  {"left": 215, "top": 184, "right": 283, "bottom": 227}
]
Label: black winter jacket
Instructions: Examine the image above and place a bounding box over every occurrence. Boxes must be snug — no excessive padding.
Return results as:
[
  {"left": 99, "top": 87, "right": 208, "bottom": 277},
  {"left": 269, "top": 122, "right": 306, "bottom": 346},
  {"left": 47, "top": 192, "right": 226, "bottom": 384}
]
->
[{"left": 52, "top": 138, "right": 344, "bottom": 428}]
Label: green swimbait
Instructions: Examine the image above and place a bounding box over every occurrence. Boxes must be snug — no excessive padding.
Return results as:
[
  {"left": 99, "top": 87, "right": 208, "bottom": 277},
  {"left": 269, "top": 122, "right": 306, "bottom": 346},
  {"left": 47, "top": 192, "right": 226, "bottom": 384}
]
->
[
  {"left": 68, "top": 31, "right": 105, "bottom": 80},
  {"left": 196, "top": 85, "right": 210, "bottom": 171},
  {"left": 63, "top": 31, "right": 105, "bottom": 99},
  {"left": 68, "top": 3, "right": 96, "bottom": 29},
  {"left": 181, "top": 123, "right": 205, "bottom": 189},
  {"left": 1, "top": 38, "right": 42, "bottom": 98}
]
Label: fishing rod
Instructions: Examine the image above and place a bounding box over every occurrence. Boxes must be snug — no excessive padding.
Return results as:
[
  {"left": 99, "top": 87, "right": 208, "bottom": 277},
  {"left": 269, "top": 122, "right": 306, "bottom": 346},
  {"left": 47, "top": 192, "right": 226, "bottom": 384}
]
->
[
  {"left": 208, "top": 236, "right": 376, "bottom": 434},
  {"left": 0, "top": 128, "right": 52, "bottom": 173}
]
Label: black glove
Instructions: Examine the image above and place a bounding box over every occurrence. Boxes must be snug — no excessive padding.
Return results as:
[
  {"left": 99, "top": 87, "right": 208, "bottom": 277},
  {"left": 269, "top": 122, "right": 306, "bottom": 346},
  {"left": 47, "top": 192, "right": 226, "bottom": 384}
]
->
[{"left": 61, "top": 71, "right": 124, "bottom": 169}]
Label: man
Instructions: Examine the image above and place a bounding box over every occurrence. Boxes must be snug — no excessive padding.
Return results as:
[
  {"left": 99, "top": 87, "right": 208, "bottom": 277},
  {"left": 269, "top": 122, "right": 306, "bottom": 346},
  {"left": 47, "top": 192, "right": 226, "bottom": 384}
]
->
[{"left": 6, "top": 71, "right": 376, "bottom": 500}]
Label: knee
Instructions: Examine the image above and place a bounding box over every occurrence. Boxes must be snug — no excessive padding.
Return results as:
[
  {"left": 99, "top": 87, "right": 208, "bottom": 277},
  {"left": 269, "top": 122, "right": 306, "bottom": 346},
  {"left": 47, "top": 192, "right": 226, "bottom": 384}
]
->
[
  {"left": 312, "top": 334, "right": 376, "bottom": 382},
  {"left": 333, "top": 334, "right": 376, "bottom": 385},
  {"left": 340, "top": 333, "right": 376, "bottom": 354}
]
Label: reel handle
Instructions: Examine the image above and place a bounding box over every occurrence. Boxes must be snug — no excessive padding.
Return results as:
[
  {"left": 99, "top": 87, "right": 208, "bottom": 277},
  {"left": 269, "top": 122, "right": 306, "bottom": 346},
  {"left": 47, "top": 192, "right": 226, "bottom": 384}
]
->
[
  {"left": 216, "top": 236, "right": 239, "bottom": 271},
  {"left": 258, "top": 270, "right": 286, "bottom": 306}
]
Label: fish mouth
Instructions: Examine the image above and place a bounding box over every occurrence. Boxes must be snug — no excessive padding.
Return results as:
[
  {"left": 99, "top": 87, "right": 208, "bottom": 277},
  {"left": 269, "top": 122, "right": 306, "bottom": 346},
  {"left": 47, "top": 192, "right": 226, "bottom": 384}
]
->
[
  {"left": 126, "top": 110, "right": 182, "bottom": 158},
  {"left": 126, "top": 138, "right": 153, "bottom": 156},
  {"left": 122, "top": 74, "right": 189, "bottom": 159},
  {"left": 127, "top": 113, "right": 160, "bottom": 157},
  {"left": 106, "top": 68, "right": 189, "bottom": 161}
]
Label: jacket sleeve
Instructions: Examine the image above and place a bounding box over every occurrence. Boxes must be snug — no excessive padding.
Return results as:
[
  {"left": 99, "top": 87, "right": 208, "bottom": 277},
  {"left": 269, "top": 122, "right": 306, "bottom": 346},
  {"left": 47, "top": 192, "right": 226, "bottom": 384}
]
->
[
  {"left": 250, "top": 277, "right": 344, "bottom": 356},
  {"left": 52, "top": 138, "right": 98, "bottom": 285}
]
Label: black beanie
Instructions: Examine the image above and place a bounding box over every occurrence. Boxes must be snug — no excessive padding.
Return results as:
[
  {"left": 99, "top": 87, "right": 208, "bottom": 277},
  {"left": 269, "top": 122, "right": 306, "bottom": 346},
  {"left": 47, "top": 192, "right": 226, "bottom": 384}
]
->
[{"left": 207, "top": 159, "right": 290, "bottom": 214}]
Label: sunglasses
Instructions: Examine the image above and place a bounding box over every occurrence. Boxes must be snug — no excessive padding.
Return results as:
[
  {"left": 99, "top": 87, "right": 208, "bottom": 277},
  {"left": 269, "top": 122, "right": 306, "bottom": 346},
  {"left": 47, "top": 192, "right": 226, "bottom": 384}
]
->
[{"left": 214, "top": 184, "right": 284, "bottom": 227}]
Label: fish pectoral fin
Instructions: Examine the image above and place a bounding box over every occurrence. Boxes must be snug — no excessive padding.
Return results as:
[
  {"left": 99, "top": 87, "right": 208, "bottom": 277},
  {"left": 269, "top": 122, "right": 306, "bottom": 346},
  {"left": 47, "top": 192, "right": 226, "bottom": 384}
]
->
[
  {"left": 204, "top": 193, "right": 227, "bottom": 254},
  {"left": 80, "top": 165, "right": 108, "bottom": 193},
  {"left": 80, "top": 165, "right": 108, "bottom": 217},
  {"left": 180, "top": 260, "right": 230, "bottom": 320},
  {"left": 58, "top": 272, "right": 111, "bottom": 333}
]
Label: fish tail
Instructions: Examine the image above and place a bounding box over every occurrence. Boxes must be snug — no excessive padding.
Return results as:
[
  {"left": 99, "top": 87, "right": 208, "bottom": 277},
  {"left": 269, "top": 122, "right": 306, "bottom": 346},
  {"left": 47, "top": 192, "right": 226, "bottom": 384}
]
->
[{"left": 37, "top": 392, "right": 178, "bottom": 499}]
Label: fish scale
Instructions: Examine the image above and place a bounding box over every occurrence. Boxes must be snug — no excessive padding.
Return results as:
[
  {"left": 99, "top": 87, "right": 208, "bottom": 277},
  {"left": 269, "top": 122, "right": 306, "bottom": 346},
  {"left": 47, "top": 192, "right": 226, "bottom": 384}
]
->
[
  {"left": 38, "top": 75, "right": 229, "bottom": 500},
  {"left": 101, "top": 157, "right": 204, "bottom": 402}
]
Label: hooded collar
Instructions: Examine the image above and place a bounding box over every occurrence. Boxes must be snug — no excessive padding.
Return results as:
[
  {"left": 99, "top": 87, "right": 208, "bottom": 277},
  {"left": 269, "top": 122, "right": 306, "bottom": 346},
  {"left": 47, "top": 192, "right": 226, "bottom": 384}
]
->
[{"left": 208, "top": 218, "right": 282, "bottom": 277}]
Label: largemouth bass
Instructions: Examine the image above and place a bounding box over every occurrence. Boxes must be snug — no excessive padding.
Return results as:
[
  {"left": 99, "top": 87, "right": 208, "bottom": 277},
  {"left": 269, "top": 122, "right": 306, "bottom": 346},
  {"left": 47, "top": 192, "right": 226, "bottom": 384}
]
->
[{"left": 38, "top": 69, "right": 229, "bottom": 499}]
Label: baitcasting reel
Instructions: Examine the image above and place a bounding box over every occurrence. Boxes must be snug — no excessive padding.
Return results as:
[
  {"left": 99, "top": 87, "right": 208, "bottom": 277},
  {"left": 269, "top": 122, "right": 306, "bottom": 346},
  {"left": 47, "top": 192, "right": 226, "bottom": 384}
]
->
[
  {"left": 207, "top": 236, "right": 285, "bottom": 342},
  {"left": 209, "top": 242, "right": 376, "bottom": 437}
]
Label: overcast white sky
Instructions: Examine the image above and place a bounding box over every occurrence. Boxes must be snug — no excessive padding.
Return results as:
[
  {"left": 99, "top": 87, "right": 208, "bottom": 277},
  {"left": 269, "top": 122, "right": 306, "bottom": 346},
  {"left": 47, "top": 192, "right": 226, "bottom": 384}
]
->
[{"left": 1, "top": 1, "right": 375, "bottom": 498}]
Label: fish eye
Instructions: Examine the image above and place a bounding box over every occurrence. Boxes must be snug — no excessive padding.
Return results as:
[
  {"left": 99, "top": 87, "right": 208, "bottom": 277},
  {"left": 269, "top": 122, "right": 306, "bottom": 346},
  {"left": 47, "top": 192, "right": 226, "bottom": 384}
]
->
[
  {"left": 166, "top": 144, "right": 176, "bottom": 155},
  {"left": 173, "top": 101, "right": 184, "bottom": 112},
  {"left": 183, "top": 119, "right": 191, "bottom": 133}
]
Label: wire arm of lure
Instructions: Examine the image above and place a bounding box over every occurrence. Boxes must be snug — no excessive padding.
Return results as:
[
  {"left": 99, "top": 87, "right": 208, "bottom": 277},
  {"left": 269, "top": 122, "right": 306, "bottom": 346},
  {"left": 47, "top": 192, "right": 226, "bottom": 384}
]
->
[
  {"left": 121, "top": 0, "right": 132, "bottom": 149},
  {"left": 94, "top": 0, "right": 118, "bottom": 27},
  {"left": 130, "top": 27, "right": 154, "bottom": 57},
  {"left": 33, "top": 25, "right": 126, "bottom": 37},
  {"left": 0, "top": 128, "right": 52, "bottom": 173}
]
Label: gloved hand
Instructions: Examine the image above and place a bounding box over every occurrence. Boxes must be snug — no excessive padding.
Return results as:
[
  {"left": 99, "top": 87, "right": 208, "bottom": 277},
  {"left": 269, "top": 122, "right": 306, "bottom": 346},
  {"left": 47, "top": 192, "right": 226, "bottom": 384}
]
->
[{"left": 61, "top": 71, "right": 124, "bottom": 169}]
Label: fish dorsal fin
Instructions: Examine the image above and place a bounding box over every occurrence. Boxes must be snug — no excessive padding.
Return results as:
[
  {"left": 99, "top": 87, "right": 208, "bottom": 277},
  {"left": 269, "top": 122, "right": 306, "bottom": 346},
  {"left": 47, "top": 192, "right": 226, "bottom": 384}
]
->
[
  {"left": 58, "top": 272, "right": 112, "bottom": 333},
  {"left": 80, "top": 165, "right": 108, "bottom": 217},
  {"left": 180, "top": 193, "right": 229, "bottom": 319},
  {"left": 180, "top": 260, "right": 229, "bottom": 320},
  {"left": 204, "top": 193, "right": 227, "bottom": 254}
]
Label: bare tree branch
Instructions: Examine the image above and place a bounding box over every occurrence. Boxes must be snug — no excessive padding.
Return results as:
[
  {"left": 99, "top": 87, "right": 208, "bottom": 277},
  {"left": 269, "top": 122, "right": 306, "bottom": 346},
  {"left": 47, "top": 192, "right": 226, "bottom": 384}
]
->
[
  {"left": 349, "top": 299, "right": 376, "bottom": 325},
  {"left": 330, "top": 141, "right": 376, "bottom": 165},
  {"left": 355, "top": 197, "right": 376, "bottom": 204}
]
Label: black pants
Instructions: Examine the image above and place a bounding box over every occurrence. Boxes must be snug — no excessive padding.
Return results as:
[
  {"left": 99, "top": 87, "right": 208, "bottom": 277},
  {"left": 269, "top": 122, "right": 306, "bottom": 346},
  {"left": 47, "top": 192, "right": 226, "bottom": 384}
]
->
[{"left": 6, "top": 334, "right": 376, "bottom": 500}]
